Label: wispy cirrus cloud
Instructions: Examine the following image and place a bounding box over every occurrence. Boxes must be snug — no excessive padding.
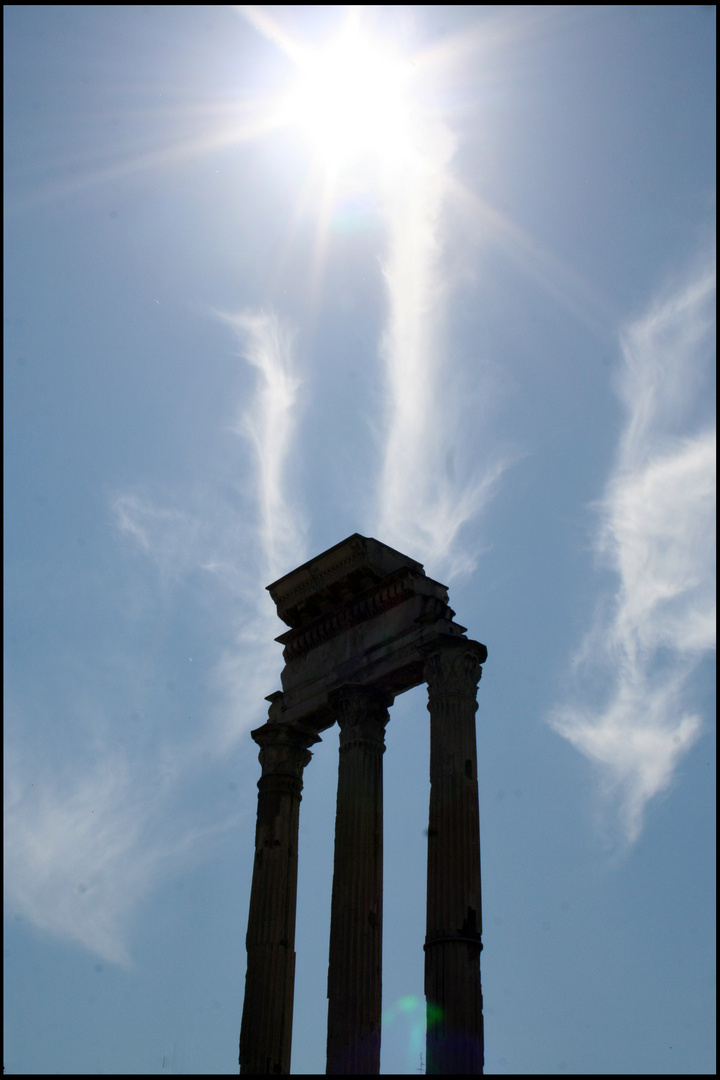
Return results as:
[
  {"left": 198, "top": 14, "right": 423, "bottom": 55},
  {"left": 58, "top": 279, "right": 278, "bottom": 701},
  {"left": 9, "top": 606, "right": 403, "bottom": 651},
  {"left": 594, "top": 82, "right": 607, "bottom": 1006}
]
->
[
  {"left": 220, "top": 308, "right": 307, "bottom": 583},
  {"left": 111, "top": 307, "right": 307, "bottom": 752},
  {"left": 112, "top": 309, "right": 306, "bottom": 590},
  {"left": 372, "top": 116, "right": 510, "bottom": 579},
  {"left": 5, "top": 308, "right": 306, "bottom": 963},
  {"left": 3, "top": 743, "right": 234, "bottom": 967},
  {"left": 550, "top": 253, "right": 716, "bottom": 847},
  {"left": 113, "top": 493, "right": 203, "bottom": 589},
  {"left": 209, "top": 308, "right": 307, "bottom": 750}
]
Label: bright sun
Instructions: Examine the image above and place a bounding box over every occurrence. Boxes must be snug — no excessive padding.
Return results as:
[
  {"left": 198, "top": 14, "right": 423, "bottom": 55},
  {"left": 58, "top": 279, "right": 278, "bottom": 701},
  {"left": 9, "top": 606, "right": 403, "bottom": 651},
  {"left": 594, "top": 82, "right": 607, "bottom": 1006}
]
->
[{"left": 282, "top": 25, "right": 413, "bottom": 170}]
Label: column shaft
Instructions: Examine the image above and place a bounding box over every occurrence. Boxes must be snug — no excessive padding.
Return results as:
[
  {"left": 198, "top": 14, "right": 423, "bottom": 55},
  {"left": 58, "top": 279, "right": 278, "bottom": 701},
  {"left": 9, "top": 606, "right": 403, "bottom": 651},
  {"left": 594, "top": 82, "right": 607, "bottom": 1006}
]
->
[
  {"left": 240, "top": 696, "right": 319, "bottom": 1075},
  {"left": 326, "top": 688, "right": 390, "bottom": 1075},
  {"left": 424, "top": 642, "right": 486, "bottom": 1075}
]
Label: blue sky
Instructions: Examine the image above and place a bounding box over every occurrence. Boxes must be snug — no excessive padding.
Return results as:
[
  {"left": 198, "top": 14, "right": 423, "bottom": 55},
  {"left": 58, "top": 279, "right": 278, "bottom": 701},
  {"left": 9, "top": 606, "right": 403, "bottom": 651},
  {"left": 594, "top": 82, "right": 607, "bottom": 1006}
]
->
[{"left": 3, "top": 5, "right": 715, "bottom": 1075}]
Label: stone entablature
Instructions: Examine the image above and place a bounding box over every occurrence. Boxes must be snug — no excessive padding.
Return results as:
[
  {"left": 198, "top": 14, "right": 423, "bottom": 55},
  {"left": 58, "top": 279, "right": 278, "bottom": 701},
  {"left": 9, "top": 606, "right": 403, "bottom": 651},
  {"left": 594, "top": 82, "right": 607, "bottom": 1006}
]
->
[
  {"left": 267, "top": 533, "right": 425, "bottom": 628},
  {"left": 267, "top": 534, "right": 473, "bottom": 729}
]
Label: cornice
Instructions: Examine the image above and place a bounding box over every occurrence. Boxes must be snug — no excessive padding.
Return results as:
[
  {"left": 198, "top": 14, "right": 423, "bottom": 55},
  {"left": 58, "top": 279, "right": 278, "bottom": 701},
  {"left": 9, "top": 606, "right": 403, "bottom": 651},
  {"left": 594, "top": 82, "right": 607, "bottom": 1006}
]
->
[{"left": 277, "top": 568, "right": 444, "bottom": 662}]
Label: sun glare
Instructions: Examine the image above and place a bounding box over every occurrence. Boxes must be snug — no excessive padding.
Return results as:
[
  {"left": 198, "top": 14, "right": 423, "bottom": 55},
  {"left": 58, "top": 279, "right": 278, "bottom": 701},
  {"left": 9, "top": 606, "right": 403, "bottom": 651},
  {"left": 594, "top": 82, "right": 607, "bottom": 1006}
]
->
[{"left": 282, "top": 26, "right": 413, "bottom": 170}]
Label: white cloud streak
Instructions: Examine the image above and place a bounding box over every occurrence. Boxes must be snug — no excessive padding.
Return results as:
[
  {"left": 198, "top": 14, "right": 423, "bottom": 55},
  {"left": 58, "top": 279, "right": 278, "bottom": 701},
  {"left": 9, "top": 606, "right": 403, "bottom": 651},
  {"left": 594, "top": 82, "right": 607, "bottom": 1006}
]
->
[
  {"left": 4, "top": 744, "right": 232, "bottom": 967},
  {"left": 110, "top": 306, "right": 308, "bottom": 755},
  {"left": 550, "top": 255, "right": 716, "bottom": 847},
  {"left": 113, "top": 493, "right": 203, "bottom": 589},
  {"left": 372, "top": 117, "right": 510, "bottom": 579},
  {"left": 5, "top": 308, "right": 306, "bottom": 963},
  {"left": 207, "top": 309, "right": 308, "bottom": 753},
  {"left": 221, "top": 309, "right": 307, "bottom": 584}
]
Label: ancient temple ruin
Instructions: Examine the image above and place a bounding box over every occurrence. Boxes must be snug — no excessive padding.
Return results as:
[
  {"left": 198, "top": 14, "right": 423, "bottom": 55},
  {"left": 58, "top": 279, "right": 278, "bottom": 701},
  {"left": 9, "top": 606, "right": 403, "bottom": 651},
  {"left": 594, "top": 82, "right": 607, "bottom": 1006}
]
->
[{"left": 239, "top": 534, "right": 486, "bottom": 1075}]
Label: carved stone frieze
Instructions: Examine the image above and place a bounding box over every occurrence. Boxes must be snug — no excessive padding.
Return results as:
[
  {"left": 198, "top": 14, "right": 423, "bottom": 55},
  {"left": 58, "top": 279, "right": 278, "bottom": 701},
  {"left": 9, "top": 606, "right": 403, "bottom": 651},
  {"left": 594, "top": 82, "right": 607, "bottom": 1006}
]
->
[
  {"left": 267, "top": 533, "right": 426, "bottom": 629},
  {"left": 277, "top": 570, "right": 420, "bottom": 662}
]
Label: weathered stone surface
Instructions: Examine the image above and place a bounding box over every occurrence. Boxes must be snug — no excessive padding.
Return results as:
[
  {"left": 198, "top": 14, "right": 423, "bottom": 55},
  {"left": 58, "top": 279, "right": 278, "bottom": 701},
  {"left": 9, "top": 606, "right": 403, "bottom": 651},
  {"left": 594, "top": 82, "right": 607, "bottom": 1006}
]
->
[
  {"left": 424, "top": 641, "right": 485, "bottom": 1075},
  {"left": 239, "top": 696, "right": 320, "bottom": 1075},
  {"left": 267, "top": 533, "right": 424, "bottom": 629},
  {"left": 326, "top": 687, "right": 391, "bottom": 1075},
  {"left": 267, "top": 535, "right": 468, "bottom": 729}
]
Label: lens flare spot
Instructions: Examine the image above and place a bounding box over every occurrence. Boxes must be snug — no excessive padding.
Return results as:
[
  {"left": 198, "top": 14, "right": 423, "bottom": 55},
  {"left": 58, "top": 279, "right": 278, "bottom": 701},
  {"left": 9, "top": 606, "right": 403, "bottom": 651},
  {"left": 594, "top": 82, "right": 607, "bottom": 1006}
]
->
[{"left": 426, "top": 1002, "right": 444, "bottom": 1028}]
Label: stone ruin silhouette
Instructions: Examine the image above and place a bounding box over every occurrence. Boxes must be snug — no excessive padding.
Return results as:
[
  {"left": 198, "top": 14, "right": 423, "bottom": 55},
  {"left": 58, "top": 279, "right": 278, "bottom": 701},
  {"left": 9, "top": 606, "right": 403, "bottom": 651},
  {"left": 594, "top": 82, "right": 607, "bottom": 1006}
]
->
[{"left": 239, "top": 534, "right": 486, "bottom": 1074}]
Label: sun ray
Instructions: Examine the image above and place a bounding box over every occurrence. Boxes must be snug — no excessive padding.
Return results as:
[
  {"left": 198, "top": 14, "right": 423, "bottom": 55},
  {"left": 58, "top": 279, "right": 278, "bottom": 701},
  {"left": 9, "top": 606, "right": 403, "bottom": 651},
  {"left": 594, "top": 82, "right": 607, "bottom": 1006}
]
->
[
  {"left": 5, "top": 100, "right": 287, "bottom": 216},
  {"left": 413, "top": 5, "right": 595, "bottom": 78},
  {"left": 233, "top": 4, "right": 308, "bottom": 65},
  {"left": 257, "top": 155, "right": 337, "bottom": 327},
  {"left": 447, "top": 176, "right": 616, "bottom": 339}
]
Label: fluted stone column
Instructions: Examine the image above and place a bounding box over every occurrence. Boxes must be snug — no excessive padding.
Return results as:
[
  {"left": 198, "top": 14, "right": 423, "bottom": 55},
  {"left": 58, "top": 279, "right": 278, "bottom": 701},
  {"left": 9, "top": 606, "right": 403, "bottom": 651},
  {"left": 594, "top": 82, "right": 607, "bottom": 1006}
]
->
[
  {"left": 424, "top": 640, "right": 487, "bottom": 1075},
  {"left": 240, "top": 693, "right": 320, "bottom": 1075},
  {"left": 326, "top": 687, "right": 391, "bottom": 1075}
]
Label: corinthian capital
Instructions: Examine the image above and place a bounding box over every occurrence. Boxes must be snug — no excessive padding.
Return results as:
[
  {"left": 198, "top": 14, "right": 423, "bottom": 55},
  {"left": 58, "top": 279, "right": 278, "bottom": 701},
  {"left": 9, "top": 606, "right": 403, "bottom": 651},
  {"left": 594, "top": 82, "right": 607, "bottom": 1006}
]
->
[
  {"left": 424, "top": 639, "right": 487, "bottom": 700},
  {"left": 332, "top": 685, "right": 392, "bottom": 748},
  {"left": 252, "top": 694, "right": 320, "bottom": 779}
]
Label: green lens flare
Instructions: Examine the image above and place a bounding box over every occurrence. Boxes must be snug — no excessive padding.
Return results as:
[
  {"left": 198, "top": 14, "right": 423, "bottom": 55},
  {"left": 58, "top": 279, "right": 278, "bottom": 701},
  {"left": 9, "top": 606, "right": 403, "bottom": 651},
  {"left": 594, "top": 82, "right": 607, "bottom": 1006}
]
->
[{"left": 426, "top": 1002, "right": 444, "bottom": 1028}]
